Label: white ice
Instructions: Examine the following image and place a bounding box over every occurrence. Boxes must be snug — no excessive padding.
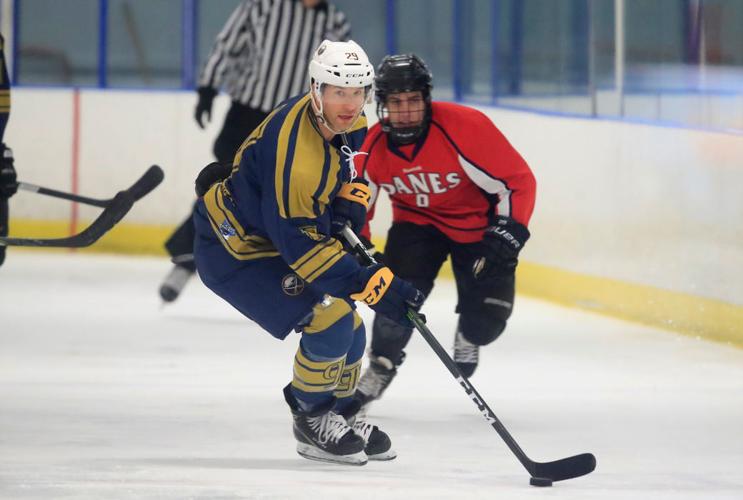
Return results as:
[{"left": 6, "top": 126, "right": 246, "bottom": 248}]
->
[{"left": 1, "top": 252, "right": 741, "bottom": 499}]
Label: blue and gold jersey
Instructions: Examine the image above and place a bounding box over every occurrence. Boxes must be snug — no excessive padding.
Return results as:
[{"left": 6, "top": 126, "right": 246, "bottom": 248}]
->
[
  {"left": 0, "top": 34, "right": 10, "bottom": 141},
  {"left": 201, "top": 93, "right": 367, "bottom": 298}
]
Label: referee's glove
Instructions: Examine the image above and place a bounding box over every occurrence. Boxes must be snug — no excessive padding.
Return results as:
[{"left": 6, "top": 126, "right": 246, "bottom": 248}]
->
[{"left": 194, "top": 86, "right": 217, "bottom": 129}]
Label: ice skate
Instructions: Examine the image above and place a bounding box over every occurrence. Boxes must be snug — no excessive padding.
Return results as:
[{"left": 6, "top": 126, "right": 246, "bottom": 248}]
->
[
  {"left": 284, "top": 386, "right": 367, "bottom": 466},
  {"left": 159, "top": 264, "right": 194, "bottom": 302},
  {"left": 355, "top": 353, "right": 400, "bottom": 408},
  {"left": 349, "top": 414, "right": 396, "bottom": 461},
  {"left": 339, "top": 397, "right": 396, "bottom": 461},
  {"left": 453, "top": 329, "right": 479, "bottom": 377}
]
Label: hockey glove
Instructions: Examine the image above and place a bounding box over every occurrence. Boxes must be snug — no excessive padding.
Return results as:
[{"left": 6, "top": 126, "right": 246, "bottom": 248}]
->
[
  {"left": 331, "top": 179, "right": 371, "bottom": 236},
  {"left": 195, "top": 161, "right": 232, "bottom": 197},
  {"left": 473, "top": 215, "right": 530, "bottom": 279},
  {"left": 194, "top": 86, "right": 217, "bottom": 129},
  {"left": 0, "top": 144, "right": 17, "bottom": 198},
  {"left": 351, "top": 264, "right": 424, "bottom": 327}
]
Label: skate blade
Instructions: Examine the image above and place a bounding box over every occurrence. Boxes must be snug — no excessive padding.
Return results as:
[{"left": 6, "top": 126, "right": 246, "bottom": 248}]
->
[
  {"left": 296, "top": 443, "right": 368, "bottom": 466},
  {"left": 159, "top": 286, "right": 180, "bottom": 303},
  {"left": 367, "top": 449, "right": 397, "bottom": 461}
]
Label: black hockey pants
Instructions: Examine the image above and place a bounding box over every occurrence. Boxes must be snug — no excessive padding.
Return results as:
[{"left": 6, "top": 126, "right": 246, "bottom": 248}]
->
[{"left": 370, "top": 222, "right": 516, "bottom": 365}]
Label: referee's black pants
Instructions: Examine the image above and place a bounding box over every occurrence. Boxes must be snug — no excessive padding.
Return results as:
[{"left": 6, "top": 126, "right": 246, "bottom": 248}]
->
[{"left": 165, "top": 102, "right": 269, "bottom": 268}]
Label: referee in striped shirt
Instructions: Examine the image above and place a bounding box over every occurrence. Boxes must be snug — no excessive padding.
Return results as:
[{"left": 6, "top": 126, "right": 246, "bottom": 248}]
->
[{"left": 159, "top": 0, "right": 352, "bottom": 302}]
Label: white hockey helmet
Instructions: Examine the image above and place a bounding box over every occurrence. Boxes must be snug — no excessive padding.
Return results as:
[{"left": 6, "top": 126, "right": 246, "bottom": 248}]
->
[
  {"left": 308, "top": 39, "right": 375, "bottom": 89},
  {"left": 308, "top": 40, "right": 374, "bottom": 135}
]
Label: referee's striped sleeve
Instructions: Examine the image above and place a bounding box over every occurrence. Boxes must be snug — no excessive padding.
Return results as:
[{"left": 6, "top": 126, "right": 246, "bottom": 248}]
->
[
  {"left": 198, "top": 0, "right": 257, "bottom": 89},
  {"left": 203, "top": 1, "right": 354, "bottom": 111},
  {"left": 330, "top": 8, "right": 351, "bottom": 41}
]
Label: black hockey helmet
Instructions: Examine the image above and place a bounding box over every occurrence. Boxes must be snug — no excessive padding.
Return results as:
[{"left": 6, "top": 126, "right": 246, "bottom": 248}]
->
[{"left": 375, "top": 54, "right": 433, "bottom": 145}]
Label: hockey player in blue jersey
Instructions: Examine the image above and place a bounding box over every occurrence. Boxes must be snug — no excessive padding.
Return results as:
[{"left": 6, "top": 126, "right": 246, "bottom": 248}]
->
[
  {"left": 0, "top": 34, "right": 16, "bottom": 267},
  {"left": 192, "top": 40, "right": 424, "bottom": 466}
]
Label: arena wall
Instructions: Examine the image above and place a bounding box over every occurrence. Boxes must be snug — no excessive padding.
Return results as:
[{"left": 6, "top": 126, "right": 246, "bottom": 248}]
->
[{"left": 6, "top": 88, "right": 742, "bottom": 345}]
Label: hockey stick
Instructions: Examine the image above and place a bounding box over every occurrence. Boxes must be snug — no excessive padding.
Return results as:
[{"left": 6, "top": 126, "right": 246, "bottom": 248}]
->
[
  {"left": 341, "top": 226, "right": 596, "bottom": 486},
  {"left": 0, "top": 165, "right": 164, "bottom": 248},
  {"left": 16, "top": 164, "right": 164, "bottom": 207},
  {"left": 171, "top": 253, "right": 194, "bottom": 265}
]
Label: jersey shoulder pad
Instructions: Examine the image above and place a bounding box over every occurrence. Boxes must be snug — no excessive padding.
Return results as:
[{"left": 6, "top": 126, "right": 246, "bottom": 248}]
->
[
  {"left": 431, "top": 101, "right": 496, "bottom": 144},
  {"left": 432, "top": 101, "right": 492, "bottom": 126},
  {"left": 267, "top": 94, "right": 309, "bottom": 129}
]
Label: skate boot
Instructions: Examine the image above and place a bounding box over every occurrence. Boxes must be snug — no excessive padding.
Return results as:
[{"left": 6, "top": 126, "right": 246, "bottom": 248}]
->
[
  {"left": 355, "top": 352, "right": 402, "bottom": 408},
  {"left": 159, "top": 264, "right": 194, "bottom": 302},
  {"left": 284, "top": 385, "right": 367, "bottom": 466},
  {"left": 340, "top": 399, "right": 396, "bottom": 461},
  {"left": 351, "top": 417, "right": 396, "bottom": 460},
  {"left": 453, "top": 329, "right": 479, "bottom": 377}
]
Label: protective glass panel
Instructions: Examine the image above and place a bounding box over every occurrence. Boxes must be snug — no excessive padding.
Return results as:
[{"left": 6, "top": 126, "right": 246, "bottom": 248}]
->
[
  {"left": 16, "top": 0, "right": 98, "bottom": 86},
  {"left": 334, "top": 0, "right": 387, "bottom": 67},
  {"left": 395, "top": 0, "right": 454, "bottom": 100},
  {"left": 196, "top": 0, "right": 241, "bottom": 85},
  {"left": 496, "top": 0, "right": 592, "bottom": 115},
  {"left": 107, "top": 0, "right": 182, "bottom": 88},
  {"left": 459, "top": 0, "right": 493, "bottom": 103}
]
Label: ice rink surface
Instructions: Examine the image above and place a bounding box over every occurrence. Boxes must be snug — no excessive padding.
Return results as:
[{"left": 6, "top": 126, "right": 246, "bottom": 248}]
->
[{"left": 1, "top": 252, "right": 741, "bottom": 499}]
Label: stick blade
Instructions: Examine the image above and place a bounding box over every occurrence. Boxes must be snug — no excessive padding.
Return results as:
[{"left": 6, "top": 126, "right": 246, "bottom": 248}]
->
[
  {"left": 1, "top": 165, "right": 163, "bottom": 248},
  {"left": 0, "top": 192, "right": 134, "bottom": 248},
  {"left": 532, "top": 452, "right": 596, "bottom": 482},
  {"left": 127, "top": 165, "right": 164, "bottom": 201}
]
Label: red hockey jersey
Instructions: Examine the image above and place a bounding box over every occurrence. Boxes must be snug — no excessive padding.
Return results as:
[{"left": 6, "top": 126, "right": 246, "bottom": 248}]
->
[{"left": 358, "top": 101, "right": 536, "bottom": 244}]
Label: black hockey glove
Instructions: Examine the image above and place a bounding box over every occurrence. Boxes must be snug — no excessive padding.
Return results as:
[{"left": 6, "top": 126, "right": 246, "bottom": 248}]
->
[
  {"left": 331, "top": 179, "right": 371, "bottom": 236},
  {"left": 194, "top": 86, "right": 217, "bottom": 129},
  {"left": 351, "top": 264, "right": 424, "bottom": 327},
  {"left": 0, "top": 144, "right": 17, "bottom": 198},
  {"left": 195, "top": 161, "right": 232, "bottom": 197},
  {"left": 473, "top": 215, "right": 530, "bottom": 279}
]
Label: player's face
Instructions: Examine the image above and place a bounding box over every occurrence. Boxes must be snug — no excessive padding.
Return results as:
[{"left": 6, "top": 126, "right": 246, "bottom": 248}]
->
[
  {"left": 321, "top": 84, "right": 367, "bottom": 130},
  {"left": 385, "top": 91, "right": 425, "bottom": 128}
]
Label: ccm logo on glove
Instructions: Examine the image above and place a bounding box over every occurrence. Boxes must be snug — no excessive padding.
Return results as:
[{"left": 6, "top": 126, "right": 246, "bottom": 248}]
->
[
  {"left": 336, "top": 181, "right": 371, "bottom": 208},
  {"left": 351, "top": 266, "right": 393, "bottom": 305},
  {"left": 331, "top": 180, "right": 371, "bottom": 236}
]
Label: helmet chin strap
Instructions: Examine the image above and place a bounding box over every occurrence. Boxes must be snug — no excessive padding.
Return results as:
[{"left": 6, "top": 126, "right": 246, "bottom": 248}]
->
[{"left": 311, "top": 84, "right": 364, "bottom": 136}]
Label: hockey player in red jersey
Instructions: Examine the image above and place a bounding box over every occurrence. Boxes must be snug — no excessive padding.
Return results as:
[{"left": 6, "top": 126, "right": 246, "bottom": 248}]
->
[{"left": 354, "top": 54, "right": 536, "bottom": 407}]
